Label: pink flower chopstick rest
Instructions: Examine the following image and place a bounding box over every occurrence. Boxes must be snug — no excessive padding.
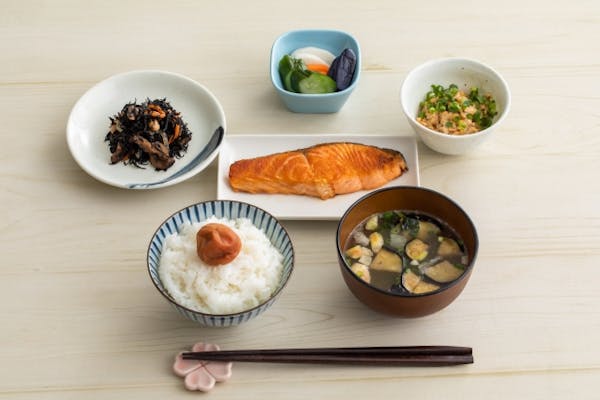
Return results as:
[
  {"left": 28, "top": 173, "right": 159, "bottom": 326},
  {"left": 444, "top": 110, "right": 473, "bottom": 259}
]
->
[{"left": 173, "top": 343, "right": 233, "bottom": 392}]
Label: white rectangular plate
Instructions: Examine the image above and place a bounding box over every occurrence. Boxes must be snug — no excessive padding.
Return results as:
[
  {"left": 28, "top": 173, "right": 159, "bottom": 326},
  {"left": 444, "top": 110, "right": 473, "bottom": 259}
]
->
[{"left": 217, "top": 134, "right": 420, "bottom": 220}]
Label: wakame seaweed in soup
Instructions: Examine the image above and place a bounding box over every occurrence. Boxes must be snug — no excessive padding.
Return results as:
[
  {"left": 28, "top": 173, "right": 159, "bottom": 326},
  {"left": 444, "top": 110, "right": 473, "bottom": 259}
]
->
[{"left": 343, "top": 210, "right": 468, "bottom": 295}]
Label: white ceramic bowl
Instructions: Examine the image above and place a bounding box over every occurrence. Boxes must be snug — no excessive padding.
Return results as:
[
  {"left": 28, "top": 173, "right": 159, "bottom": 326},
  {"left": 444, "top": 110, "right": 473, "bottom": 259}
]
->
[
  {"left": 400, "top": 58, "right": 510, "bottom": 155},
  {"left": 67, "top": 70, "right": 226, "bottom": 189}
]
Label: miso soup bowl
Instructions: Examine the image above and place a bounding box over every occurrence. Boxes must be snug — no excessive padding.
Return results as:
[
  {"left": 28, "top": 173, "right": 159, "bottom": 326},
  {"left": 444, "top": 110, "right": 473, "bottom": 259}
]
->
[
  {"left": 270, "top": 29, "right": 361, "bottom": 113},
  {"left": 147, "top": 200, "right": 295, "bottom": 327},
  {"left": 336, "top": 186, "right": 478, "bottom": 317}
]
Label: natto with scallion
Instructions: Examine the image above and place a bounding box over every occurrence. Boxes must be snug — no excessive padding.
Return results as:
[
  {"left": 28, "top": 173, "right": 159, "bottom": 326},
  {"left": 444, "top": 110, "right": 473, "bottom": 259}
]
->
[{"left": 416, "top": 84, "right": 498, "bottom": 135}]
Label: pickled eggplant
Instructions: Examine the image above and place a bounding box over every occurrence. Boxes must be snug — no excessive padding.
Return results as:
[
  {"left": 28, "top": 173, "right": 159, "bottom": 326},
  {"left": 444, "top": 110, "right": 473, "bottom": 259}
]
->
[{"left": 327, "top": 48, "right": 357, "bottom": 91}]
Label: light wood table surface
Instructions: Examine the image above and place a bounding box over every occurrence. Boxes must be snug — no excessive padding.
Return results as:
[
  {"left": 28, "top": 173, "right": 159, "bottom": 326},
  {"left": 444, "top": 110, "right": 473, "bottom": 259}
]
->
[{"left": 2, "top": 1, "right": 599, "bottom": 398}]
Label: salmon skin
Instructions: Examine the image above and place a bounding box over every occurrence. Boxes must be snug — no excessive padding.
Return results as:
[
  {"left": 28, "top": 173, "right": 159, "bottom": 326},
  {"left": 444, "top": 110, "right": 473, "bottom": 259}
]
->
[{"left": 228, "top": 142, "right": 408, "bottom": 200}]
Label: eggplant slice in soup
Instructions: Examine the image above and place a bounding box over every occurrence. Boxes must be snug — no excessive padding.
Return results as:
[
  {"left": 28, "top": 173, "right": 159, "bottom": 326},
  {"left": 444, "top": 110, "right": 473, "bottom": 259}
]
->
[
  {"left": 424, "top": 260, "right": 465, "bottom": 283},
  {"left": 416, "top": 220, "right": 441, "bottom": 241},
  {"left": 402, "top": 268, "right": 440, "bottom": 294},
  {"left": 370, "top": 249, "right": 403, "bottom": 272},
  {"left": 437, "top": 237, "right": 462, "bottom": 257},
  {"left": 405, "top": 238, "right": 429, "bottom": 261}
]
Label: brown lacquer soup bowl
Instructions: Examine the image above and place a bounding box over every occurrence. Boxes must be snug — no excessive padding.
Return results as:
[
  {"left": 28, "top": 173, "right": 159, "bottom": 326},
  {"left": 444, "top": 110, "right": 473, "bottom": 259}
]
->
[{"left": 336, "top": 186, "right": 478, "bottom": 317}]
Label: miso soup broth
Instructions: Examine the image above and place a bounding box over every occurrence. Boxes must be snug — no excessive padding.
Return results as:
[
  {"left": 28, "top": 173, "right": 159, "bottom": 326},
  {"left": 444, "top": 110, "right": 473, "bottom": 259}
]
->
[{"left": 343, "top": 210, "right": 468, "bottom": 295}]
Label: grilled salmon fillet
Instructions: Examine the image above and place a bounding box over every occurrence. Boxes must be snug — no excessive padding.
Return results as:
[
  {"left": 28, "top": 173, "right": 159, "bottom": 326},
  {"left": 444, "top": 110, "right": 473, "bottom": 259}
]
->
[{"left": 228, "top": 142, "right": 408, "bottom": 200}]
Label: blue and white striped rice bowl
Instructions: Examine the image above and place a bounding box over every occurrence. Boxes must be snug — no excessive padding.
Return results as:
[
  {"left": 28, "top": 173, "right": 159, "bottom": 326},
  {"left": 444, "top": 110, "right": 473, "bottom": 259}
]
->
[{"left": 147, "top": 200, "right": 294, "bottom": 327}]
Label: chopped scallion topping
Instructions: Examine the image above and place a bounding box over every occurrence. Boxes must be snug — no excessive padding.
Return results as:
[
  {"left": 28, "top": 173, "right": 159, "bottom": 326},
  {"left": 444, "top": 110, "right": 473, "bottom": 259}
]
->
[{"left": 416, "top": 83, "right": 498, "bottom": 134}]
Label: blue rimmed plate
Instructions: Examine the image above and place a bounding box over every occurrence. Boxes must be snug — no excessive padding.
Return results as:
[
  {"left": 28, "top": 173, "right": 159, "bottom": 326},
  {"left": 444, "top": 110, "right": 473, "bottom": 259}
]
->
[
  {"left": 147, "top": 200, "right": 295, "bottom": 327},
  {"left": 67, "top": 70, "right": 226, "bottom": 189}
]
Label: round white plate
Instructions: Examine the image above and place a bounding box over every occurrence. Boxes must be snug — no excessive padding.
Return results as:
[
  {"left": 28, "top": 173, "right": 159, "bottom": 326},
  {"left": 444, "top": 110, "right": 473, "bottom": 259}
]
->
[{"left": 67, "top": 70, "right": 226, "bottom": 189}]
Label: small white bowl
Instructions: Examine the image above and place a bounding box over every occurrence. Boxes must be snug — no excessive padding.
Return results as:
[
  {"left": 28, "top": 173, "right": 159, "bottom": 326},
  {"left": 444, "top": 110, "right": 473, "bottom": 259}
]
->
[{"left": 400, "top": 58, "right": 510, "bottom": 155}]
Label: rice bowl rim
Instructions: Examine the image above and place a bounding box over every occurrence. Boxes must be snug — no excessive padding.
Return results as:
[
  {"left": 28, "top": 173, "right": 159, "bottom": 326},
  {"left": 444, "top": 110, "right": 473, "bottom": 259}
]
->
[{"left": 147, "top": 200, "right": 295, "bottom": 318}]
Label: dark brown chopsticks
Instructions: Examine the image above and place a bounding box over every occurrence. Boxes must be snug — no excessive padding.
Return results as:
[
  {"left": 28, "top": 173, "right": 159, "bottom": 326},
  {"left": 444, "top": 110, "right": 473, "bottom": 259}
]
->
[{"left": 181, "top": 346, "right": 473, "bottom": 366}]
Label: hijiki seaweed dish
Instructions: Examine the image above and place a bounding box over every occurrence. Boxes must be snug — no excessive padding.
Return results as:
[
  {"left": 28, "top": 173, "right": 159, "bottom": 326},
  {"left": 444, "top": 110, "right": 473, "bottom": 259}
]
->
[{"left": 105, "top": 98, "right": 192, "bottom": 170}]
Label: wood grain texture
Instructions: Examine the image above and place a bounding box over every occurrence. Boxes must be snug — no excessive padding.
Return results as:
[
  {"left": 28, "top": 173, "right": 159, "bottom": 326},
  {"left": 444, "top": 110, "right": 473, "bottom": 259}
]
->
[{"left": 1, "top": 0, "right": 599, "bottom": 398}]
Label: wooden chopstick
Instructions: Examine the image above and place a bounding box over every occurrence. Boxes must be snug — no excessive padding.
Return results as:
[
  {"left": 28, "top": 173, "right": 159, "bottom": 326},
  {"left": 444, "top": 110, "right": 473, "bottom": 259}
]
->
[{"left": 181, "top": 346, "right": 473, "bottom": 366}]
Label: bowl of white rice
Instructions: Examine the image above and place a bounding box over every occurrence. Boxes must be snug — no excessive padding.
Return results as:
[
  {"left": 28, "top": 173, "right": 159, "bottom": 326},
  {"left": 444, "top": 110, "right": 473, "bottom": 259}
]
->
[{"left": 147, "top": 200, "right": 294, "bottom": 327}]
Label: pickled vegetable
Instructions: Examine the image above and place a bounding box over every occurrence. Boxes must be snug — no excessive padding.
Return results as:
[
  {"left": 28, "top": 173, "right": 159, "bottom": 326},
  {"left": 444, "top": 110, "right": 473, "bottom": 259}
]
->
[
  {"left": 328, "top": 48, "right": 357, "bottom": 91},
  {"left": 291, "top": 47, "right": 335, "bottom": 66},
  {"left": 278, "top": 47, "right": 356, "bottom": 94},
  {"left": 290, "top": 47, "right": 334, "bottom": 74},
  {"left": 297, "top": 72, "right": 337, "bottom": 94},
  {"left": 278, "top": 55, "right": 294, "bottom": 85},
  {"left": 279, "top": 55, "right": 305, "bottom": 92}
]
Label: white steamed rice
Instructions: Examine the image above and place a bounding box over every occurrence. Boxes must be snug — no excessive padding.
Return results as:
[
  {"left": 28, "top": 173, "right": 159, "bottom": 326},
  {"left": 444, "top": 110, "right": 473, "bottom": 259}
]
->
[{"left": 159, "top": 216, "right": 284, "bottom": 315}]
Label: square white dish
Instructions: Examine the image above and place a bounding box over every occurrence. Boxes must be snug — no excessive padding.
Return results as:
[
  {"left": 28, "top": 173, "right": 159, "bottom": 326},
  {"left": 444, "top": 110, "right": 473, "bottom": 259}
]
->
[{"left": 217, "top": 134, "right": 419, "bottom": 220}]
